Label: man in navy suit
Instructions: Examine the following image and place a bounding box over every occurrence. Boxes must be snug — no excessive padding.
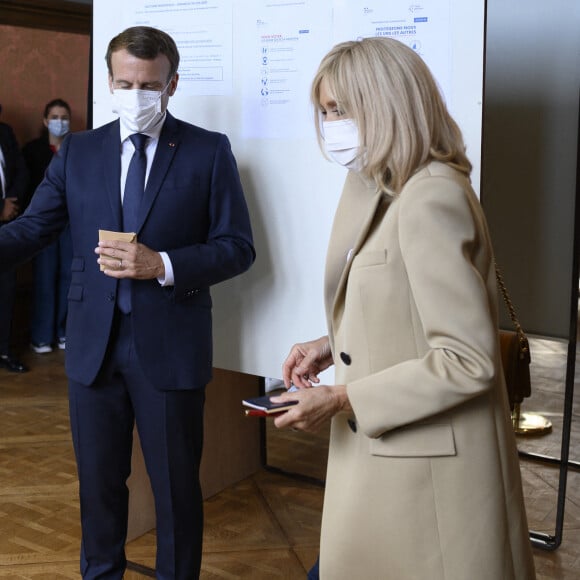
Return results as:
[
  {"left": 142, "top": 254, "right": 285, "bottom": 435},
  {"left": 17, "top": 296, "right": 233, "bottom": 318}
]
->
[
  {"left": 0, "top": 27, "right": 255, "bottom": 579},
  {"left": 0, "top": 108, "right": 29, "bottom": 373}
]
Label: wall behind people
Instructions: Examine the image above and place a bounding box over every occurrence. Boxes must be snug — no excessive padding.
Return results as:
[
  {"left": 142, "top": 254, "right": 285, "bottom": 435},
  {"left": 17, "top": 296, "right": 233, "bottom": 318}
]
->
[
  {"left": 0, "top": 25, "right": 89, "bottom": 146},
  {"left": 0, "top": 24, "right": 89, "bottom": 346}
]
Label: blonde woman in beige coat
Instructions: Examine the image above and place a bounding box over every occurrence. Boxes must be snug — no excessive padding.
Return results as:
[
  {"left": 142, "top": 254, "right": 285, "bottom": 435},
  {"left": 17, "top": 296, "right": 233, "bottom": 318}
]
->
[{"left": 273, "top": 37, "right": 536, "bottom": 580}]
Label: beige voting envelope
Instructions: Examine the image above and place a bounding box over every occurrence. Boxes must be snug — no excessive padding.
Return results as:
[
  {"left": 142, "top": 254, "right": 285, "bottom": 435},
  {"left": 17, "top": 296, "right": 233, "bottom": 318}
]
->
[{"left": 98, "top": 230, "right": 137, "bottom": 271}]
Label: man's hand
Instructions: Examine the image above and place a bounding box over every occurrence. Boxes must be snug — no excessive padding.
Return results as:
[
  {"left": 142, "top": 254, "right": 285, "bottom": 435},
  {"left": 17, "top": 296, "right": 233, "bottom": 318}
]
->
[{"left": 95, "top": 240, "right": 165, "bottom": 280}]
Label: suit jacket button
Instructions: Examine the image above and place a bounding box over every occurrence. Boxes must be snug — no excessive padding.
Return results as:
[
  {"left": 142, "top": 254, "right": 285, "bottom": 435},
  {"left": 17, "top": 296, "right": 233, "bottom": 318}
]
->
[
  {"left": 347, "top": 419, "right": 357, "bottom": 433},
  {"left": 340, "top": 352, "right": 352, "bottom": 365},
  {"left": 107, "top": 293, "right": 115, "bottom": 302}
]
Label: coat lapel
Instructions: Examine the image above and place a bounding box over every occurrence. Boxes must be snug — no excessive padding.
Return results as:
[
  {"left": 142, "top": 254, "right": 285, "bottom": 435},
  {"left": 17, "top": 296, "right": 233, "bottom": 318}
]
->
[
  {"left": 324, "top": 172, "right": 386, "bottom": 339},
  {"left": 103, "top": 120, "right": 123, "bottom": 229},
  {"left": 137, "top": 112, "right": 181, "bottom": 232}
]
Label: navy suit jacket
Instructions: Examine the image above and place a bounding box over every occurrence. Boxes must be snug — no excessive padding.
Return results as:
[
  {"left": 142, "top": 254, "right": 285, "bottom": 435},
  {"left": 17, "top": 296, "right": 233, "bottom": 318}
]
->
[{"left": 0, "top": 112, "right": 255, "bottom": 388}]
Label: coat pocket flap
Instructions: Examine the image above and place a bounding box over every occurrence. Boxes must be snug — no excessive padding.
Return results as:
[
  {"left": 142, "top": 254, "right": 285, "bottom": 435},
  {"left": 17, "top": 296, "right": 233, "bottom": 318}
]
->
[
  {"left": 370, "top": 422, "right": 456, "bottom": 458},
  {"left": 351, "top": 249, "right": 387, "bottom": 269},
  {"left": 67, "top": 284, "right": 84, "bottom": 302}
]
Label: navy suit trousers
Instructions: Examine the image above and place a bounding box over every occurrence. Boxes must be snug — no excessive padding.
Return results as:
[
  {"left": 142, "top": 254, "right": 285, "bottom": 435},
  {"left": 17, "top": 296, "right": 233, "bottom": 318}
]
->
[{"left": 68, "top": 310, "right": 205, "bottom": 580}]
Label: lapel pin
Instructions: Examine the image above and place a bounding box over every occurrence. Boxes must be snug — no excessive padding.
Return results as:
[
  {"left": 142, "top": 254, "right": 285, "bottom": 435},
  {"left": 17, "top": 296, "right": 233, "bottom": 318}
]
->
[{"left": 168, "top": 142, "right": 176, "bottom": 147}]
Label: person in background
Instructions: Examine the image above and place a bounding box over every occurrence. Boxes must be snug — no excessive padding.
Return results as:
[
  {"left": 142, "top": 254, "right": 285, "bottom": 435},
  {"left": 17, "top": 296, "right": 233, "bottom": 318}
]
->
[
  {"left": 0, "top": 104, "right": 29, "bottom": 373},
  {"left": 0, "top": 27, "right": 255, "bottom": 579},
  {"left": 22, "top": 99, "right": 73, "bottom": 354},
  {"left": 273, "top": 37, "right": 536, "bottom": 579}
]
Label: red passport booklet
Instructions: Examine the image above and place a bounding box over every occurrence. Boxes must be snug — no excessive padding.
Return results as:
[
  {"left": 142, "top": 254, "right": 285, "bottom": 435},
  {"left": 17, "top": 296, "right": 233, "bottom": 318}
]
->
[{"left": 242, "top": 395, "right": 298, "bottom": 417}]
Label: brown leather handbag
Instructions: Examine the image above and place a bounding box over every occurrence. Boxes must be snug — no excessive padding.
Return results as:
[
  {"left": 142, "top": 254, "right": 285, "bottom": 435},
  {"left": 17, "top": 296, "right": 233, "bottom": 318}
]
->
[{"left": 495, "top": 265, "right": 532, "bottom": 411}]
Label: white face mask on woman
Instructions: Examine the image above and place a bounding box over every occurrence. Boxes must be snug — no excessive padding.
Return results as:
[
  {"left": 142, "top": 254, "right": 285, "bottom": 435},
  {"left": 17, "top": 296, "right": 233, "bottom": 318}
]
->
[
  {"left": 322, "top": 118, "right": 362, "bottom": 171},
  {"left": 47, "top": 119, "right": 70, "bottom": 138},
  {"left": 112, "top": 86, "right": 167, "bottom": 133}
]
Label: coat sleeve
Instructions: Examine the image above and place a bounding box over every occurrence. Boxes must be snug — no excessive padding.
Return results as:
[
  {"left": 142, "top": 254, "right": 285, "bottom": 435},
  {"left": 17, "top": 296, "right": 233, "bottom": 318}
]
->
[
  {"left": 167, "top": 133, "right": 255, "bottom": 294},
  {"left": 347, "top": 173, "right": 500, "bottom": 438},
  {"left": 0, "top": 134, "right": 69, "bottom": 269}
]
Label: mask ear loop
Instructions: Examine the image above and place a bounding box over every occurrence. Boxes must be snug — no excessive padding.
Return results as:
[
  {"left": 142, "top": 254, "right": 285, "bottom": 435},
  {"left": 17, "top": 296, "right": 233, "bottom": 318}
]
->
[
  {"left": 318, "top": 110, "right": 326, "bottom": 142},
  {"left": 161, "top": 79, "right": 173, "bottom": 97},
  {"left": 156, "top": 78, "right": 175, "bottom": 113}
]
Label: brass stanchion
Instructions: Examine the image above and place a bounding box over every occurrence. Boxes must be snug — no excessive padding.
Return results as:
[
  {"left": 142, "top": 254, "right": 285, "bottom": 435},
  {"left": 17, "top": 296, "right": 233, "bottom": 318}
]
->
[{"left": 512, "top": 403, "right": 552, "bottom": 435}]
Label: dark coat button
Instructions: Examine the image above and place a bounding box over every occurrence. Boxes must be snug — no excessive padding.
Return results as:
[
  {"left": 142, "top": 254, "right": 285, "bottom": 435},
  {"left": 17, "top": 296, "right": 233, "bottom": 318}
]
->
[
  {"left": 340, "top": 352, "right": 352, "bottom": 365},
  {"left": 347, "top": 419, "right": 357, "bottom": 433}
]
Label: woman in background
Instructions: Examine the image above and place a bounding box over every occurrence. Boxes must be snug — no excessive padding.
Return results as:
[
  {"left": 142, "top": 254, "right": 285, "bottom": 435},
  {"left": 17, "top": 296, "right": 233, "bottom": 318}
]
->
[
  {"left": 22, "top": 99, "right": 73, "bottom": 353},
  {"left": 274, "top": 37, "right": 536, "bottom": 579}
]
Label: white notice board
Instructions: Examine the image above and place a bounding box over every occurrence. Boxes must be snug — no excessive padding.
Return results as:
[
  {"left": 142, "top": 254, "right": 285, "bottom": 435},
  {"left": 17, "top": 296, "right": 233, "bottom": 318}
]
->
[{"left": 92, "top": 0, "right": 485, "bottom": 379}]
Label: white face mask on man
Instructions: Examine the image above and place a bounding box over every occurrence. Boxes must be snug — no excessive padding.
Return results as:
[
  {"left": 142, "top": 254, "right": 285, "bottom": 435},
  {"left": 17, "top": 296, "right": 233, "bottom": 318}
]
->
[
  {"left": 322, "top": 118, "right": 363, "bottom": 171},
  {"left": 111, "top": 84, "right": 168, "bottom": 133}
]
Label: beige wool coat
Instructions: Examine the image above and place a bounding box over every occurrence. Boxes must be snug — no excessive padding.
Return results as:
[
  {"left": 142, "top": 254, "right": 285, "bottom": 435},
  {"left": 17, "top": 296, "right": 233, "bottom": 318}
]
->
[{"left": 319, "top": 162, "right": 536, "bottom": 580}]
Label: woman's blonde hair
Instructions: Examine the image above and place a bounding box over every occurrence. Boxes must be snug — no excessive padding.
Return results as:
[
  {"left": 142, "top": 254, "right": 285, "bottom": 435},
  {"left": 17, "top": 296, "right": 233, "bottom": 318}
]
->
[{"left": 311, "top": 37, "right": 472, "bottom": 193}]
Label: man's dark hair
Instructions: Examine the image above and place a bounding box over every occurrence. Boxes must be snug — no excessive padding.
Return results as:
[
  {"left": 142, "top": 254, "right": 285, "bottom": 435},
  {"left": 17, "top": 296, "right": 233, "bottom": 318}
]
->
[{"left": 106, "top": 26, "right": 180, "bottom": 81}]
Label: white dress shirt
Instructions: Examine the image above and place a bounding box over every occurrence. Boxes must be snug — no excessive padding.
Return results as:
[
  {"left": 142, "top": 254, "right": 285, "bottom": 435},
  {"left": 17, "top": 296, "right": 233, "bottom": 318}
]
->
[{"left": 119, "top": 114, "right": 174, "bottom": 286}]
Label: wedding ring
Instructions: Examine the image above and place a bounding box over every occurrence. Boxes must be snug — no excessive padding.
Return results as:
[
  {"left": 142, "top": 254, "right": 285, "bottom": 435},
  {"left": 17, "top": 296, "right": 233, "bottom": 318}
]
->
[{"left": 119, "top": 259, "right": 123, "bottom": 269}]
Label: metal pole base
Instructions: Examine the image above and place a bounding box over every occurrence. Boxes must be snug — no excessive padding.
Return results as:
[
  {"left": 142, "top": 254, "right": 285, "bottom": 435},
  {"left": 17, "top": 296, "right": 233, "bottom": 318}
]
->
[{"left": 512, "top": 404, "right": 552, "bottom": 435}]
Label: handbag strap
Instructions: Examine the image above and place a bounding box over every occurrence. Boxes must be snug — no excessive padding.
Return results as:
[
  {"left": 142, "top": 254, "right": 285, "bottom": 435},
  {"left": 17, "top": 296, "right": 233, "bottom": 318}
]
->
[{"left": 495, "top": 263, "right": 531, "bottom": 362}]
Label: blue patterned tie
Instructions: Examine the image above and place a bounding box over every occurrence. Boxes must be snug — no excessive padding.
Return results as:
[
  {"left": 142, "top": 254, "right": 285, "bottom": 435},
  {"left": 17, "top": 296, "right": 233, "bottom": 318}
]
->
[
  {"left": 123, "top": 133, "right": 148, "bottom": 232},
  {"left": 118, "top": 133, "right": 147, "bottom": 313}
]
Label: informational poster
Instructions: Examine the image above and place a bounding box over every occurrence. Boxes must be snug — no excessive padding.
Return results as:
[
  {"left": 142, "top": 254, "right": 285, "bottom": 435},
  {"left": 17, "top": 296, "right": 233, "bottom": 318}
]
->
[
  {"left": 98, "top": 1, "right": 463, "bottom": 141},
  {"left": 240, "top": 1, "right": 333, "bottom": 139},
  {"left": 118, "top": 0, "right": 233, "bottom": 96},
  {"left": 240, "top": 0, "right": 452, "bottom": 139},
  {"left": 332, "top": 0, "right": 452, "bottom": 107}
]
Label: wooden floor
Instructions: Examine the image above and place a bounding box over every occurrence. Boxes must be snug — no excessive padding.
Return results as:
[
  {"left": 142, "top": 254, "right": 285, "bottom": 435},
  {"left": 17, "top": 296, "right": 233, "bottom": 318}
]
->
[{"left": 0, "top": 335, "right": 578, "bottom": 579}]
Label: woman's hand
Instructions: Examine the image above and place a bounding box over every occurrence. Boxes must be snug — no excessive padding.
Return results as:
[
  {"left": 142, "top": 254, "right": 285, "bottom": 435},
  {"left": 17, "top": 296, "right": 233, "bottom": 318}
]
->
[
  {"left": 282, "top": 336, "right": 334, "bottom": 389},
  {"left": 271, "top": 385, "right": 350, "bottom": 433}
]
